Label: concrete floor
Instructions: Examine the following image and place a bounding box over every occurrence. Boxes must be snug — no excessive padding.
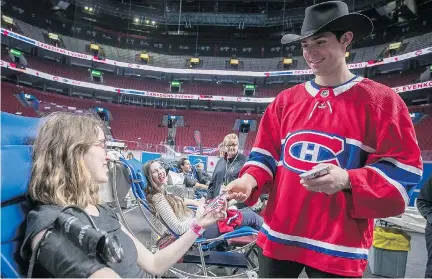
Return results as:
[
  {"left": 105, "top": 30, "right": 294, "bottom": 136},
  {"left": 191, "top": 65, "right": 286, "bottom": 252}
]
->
[{"left": 119, "top": 205, "right": 427, "bottom": 278}]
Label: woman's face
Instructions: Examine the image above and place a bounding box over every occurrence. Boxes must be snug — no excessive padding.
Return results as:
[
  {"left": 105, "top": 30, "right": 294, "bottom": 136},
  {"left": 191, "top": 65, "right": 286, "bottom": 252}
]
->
[
  {"left": 83, "top": 127, "right": 108, "bottom": 183},
  {"left": 225, "top": 140, "right": 239, "bottom": 158},
  {"left": 149, "top": 161, "right": 167, "bottom": 187}
]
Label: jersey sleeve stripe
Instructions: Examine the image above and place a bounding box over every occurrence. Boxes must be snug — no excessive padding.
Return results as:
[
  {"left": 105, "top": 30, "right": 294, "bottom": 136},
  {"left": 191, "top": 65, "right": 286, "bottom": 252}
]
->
[
  {"left": 243, "top": 161, "right": 274, "bottom": 179},
  {"left": 345, "top": 138, "right": 376, "bottom": 153},
  {"left": 376, "top": 157, "right": 423, "bottom": 176},
  {"left": 364, "top": 166, "right": 410, "bottom": 206},
  {"left": 368, "top": 160, "right": 422, "bottom": 187},
  {"left": 247, "top": 150, "right": 278, "bottom": 175},
  {"left": 261, "top": 223, "right": 369, "bottom": 260},
  {"left": 251, "top": 147, "right": 278, "bottom": 164}
]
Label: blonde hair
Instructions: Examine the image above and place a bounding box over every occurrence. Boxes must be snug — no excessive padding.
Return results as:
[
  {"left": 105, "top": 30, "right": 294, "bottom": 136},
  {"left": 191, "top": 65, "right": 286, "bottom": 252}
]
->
[
  {"left": 223, "top": 133, "right": 238, "bottom": 145},
  {"left": 29, "top": 112, "right": 104, "bottom": 208},
  {"left": 143, "top": 160, "right": 192, "bottom": 218}
]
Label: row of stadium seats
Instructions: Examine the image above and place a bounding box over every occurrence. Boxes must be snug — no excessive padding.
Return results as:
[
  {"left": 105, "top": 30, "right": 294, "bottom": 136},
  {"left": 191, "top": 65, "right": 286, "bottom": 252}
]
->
[
  {"left": 5, "top": 55, "right": 425, "bottom": 99},
  {"left": 372, "top": 69, "right": 424, "bottom": 87},
  {"left": 1, "top": 82, "right": 260, "bottom": 149},
  {"left": 416, "top": 115, "right": 432, "bottom": 152},
  {"left": 10, "top": 18, "right": 432, "bottom": 71},
  {"left": 19, "top": 56, "right": 284, "bottom": 97},
  {"left": 2, "top": 82, "right": 431, "bottom": 158}
]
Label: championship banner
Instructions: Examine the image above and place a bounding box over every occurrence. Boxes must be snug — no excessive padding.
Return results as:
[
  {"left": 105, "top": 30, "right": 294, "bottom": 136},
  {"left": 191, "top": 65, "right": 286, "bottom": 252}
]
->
[
  {"left": 2, "top": 28, "right": 432, "bottom": 77},
  {"left": 2, "top": 60, "right": 431, "bottom": 104}
]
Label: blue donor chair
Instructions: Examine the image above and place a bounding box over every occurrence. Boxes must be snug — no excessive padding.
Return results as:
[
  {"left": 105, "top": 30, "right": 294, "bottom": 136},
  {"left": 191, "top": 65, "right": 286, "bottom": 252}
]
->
[{"left": 1, "top": 112, "right": 40, "bottom": 278}]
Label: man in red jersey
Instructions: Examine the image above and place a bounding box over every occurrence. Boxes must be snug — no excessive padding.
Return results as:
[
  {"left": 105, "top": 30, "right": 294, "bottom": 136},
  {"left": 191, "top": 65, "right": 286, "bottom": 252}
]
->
[{"left": 223, "top": 1, "right": 423, "bottom": 278}]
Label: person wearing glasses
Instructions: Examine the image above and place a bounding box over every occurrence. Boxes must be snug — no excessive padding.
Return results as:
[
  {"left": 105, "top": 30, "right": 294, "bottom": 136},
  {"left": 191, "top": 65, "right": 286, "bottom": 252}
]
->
[
  {"left": 207, "top": 134, "right": 248, "bottom": 208},
  {"left": 21, "top": 112, "right": 226, "bottom": 278}
]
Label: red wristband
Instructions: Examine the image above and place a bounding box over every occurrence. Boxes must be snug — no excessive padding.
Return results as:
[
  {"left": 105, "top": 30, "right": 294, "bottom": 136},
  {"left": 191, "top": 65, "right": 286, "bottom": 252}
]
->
[{"left": 190, "top": 220, "right": 205, "bottom": 236}]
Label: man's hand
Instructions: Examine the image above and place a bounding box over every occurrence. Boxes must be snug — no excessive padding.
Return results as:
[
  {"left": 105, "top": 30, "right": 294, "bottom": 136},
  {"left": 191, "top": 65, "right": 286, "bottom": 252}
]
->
[
  {"left": 222, "top": 174, "right": 257, "bottom": 202},
  {"left": 195, "top": 183, "right": 208, "bottom": 190},
  {"left": 300, "top": 164, "right": 351, "bottom": 195}
]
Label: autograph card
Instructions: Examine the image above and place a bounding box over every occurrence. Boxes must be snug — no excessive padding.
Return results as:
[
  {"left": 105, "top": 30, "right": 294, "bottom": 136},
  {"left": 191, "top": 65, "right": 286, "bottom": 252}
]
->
[{"left": 204, "top": 193, "right": 227, "bottom": 214}]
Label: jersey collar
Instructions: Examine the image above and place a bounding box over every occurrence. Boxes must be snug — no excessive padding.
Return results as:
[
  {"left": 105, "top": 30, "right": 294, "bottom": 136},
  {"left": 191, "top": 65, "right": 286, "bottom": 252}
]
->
[{"left": 305, "top": 75, "right": 364, "bottom": 97}]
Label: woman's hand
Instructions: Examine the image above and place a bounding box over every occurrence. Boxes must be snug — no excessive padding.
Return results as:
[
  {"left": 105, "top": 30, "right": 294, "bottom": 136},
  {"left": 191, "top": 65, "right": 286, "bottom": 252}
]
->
[{"left": 194, "top": 197, "right": 227, "bottom": 229}]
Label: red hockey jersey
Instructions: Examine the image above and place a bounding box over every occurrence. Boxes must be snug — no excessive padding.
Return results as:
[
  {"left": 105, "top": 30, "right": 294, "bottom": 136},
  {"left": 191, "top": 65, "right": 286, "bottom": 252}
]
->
[{"left": 240, "top": 76, "right": 423, "bottom": 277}]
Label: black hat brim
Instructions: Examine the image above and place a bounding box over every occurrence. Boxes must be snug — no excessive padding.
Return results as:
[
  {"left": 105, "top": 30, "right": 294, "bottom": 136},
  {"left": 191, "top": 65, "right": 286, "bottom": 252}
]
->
[{"left": 281, "top": 13, "right": 373, "bottom": 45}]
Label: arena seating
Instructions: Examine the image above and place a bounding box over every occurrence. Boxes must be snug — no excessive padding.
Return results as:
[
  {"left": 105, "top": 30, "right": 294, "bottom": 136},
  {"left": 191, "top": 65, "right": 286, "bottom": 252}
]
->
[
  {"left": 9, "top": 18, "right": 432, "bottom": 72},
  {"left": 10, "top": 54, "right": 426, "bottom": 99},
  {"left": 370, "top": 69, "right": 424, "bottom": 87},
  {"left": 1, "top": 83, "right": 261, "bottom": 149},
  {"left": 1, "top": 83, "right": 39, "bottom": 117},
  {"left": 415, "top": 116, "right": 432, "bottom": 158},
  {"left": 3, "top": 82, "right": 430, "bottom": 160}
]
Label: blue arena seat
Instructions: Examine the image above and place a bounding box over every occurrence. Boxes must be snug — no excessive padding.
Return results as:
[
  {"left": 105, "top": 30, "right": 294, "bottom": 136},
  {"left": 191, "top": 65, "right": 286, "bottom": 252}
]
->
[{"left": 1, "top": 112, "right": 40, "bottom": 278}]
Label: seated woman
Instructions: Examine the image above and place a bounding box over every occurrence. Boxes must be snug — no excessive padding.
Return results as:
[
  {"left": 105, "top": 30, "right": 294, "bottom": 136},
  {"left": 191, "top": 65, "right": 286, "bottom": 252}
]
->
[
  {"left": 143, "top": 160, "right": 263, "bottom": 239},
  {"left": 21, "top": 112, "right": 226, "bottom": 278}
]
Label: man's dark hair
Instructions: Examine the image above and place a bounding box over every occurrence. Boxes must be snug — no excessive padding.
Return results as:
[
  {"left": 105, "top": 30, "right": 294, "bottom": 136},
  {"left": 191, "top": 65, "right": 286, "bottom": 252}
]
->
[
  {"left": 177, "top": 158, "right": 188, "bottom": 170},
  {"left": 331, "top": 30, "right": 351, "bottom": 51},
  {"left": 331, "top": 31, "right": 348, "bottom": 41}
]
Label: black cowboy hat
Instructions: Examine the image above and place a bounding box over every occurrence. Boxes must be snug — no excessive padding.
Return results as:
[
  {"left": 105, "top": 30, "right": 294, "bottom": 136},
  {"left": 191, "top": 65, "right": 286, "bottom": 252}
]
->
[{"left": 281, "top": 1, "right": 373, "bottom": 45}]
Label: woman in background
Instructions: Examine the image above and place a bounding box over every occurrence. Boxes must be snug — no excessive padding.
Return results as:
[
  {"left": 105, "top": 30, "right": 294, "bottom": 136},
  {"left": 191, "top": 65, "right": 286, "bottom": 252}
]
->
[
  {"left": 207, "top": 134, "right": 248, "bottom": 208},
  {"left": 143, "top": 160, "right": 263, "bottom": 239}
]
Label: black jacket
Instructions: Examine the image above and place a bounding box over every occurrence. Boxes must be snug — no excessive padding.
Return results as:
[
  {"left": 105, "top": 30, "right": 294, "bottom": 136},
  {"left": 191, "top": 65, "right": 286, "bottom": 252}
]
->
[
  {"left": 417, "top": 175, "right": 432, "bottom": 226},
  {"left": 208, "top": 153, "right": 248, "bottom": 201},
  {"left": 21, "top": 204, "right": 149, "bottom": 278}
]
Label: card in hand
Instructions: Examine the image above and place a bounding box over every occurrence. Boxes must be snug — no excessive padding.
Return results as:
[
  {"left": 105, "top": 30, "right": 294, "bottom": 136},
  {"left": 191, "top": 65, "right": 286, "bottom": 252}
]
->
[
  {"left": 204, "top": 193, "right": 227, "bottom": 214},
  {"left": 299, "top": 165, "right": 330, "bottom": 180}
]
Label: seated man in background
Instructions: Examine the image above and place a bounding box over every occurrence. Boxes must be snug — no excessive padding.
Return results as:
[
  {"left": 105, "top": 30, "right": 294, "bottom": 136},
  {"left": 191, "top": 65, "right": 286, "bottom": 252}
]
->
[
  {"left": 178, "top": 158, "right": 208, "bottom": 199},
  {"left": 194, "top": 159, "right": 211, "bottom": 186}
]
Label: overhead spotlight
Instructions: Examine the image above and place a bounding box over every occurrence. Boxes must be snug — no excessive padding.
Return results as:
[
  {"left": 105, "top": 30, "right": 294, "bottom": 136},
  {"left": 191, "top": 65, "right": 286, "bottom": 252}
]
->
[
  {"left": 151, "top": 20, "right": 156, "bottom": 25},
  {"left": 134, "top": 18, "right": 139, "bottom": 23},
  {"left": 84, "top": 6, "right": 89, "bottom": 10},
  {"left": 146, "top": 19, "right": 150, "bottom": 24},
  {"left": 89, "top": 7, "right": 93, "bottom": 12}
]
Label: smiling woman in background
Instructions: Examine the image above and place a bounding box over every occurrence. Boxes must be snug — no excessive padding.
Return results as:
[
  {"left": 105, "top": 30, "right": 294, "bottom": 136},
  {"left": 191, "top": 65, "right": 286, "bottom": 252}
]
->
[
  {"left": 207, "top": 134, "right": 248, "bottom": 207},
  {"left": 143, "top": 160, "right": 263, "bottom": 239}
]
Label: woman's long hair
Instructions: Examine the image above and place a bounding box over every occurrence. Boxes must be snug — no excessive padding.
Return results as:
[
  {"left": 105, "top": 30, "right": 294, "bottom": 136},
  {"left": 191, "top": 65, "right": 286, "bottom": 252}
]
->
[
  {"left": 28, "top": 112, "right": 104, "bottom": 208},
  {"left": 143, "top": 160, "right": 191, "bottom": 218}
]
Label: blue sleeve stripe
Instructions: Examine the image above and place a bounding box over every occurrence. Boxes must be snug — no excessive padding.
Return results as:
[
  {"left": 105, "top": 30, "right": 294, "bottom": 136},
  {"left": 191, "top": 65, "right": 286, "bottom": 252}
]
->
[
  {"left": 365, "top": 166, "right": 410, "bottom": 206},
  {"left": 248, "top": 150, "right": 277, "bottom": 176},
  {"left": 368, "top": 160, "right": 422, "bottom": 188},
  {"left": 243, "top": 161, "right": 274, "bottom": 178}
]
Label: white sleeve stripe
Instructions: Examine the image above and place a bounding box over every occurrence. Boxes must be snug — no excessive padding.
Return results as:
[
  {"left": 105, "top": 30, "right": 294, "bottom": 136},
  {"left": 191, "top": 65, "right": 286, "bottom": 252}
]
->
[
  {"left": 251, "top": 147, "right": 278, "bottom": 165},
  {"left": 377, "top": 157, "right": 423, "bottom": 176},
  {"left": 345, "top": 138, "right": 376, "bottom": 153},
  {"left": 244, "top": 161, "right": 274, "bottom": 178},
  {"left": 365, "top": 166, "right": 409, "bottom": 206}
]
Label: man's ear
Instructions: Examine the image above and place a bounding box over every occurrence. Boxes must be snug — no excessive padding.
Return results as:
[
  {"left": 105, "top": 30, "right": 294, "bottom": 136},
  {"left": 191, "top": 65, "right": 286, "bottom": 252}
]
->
[{"left": 341, "top": 31, "right": 354, "bottom": 47}]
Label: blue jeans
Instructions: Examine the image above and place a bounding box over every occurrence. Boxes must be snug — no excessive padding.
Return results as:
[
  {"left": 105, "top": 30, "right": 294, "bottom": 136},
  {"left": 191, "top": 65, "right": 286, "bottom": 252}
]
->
[{"left": 195, "top": 189, "right": 208, "bottom": 199}]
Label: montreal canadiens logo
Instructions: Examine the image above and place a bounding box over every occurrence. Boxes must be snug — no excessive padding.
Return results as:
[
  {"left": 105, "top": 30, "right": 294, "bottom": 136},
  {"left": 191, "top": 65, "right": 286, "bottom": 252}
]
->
[{"left": 283, "top": 131, "right": 344, "bottom": 173}]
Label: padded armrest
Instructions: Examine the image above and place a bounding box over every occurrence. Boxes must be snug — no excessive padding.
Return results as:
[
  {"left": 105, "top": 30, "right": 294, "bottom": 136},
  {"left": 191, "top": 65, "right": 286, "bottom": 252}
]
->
[
  {"left": 220, "top": 226, "right": 258, "bottom": 240},
  {"left": 1, "top": 145, "right": 32, "bottom": 203}
]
